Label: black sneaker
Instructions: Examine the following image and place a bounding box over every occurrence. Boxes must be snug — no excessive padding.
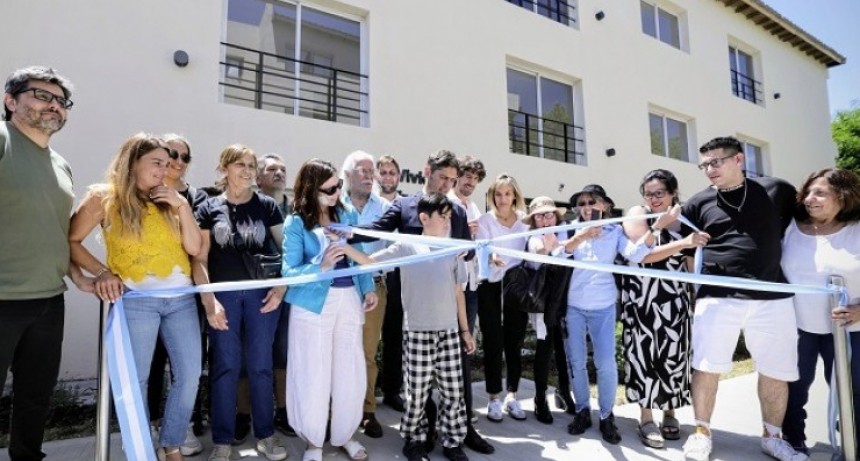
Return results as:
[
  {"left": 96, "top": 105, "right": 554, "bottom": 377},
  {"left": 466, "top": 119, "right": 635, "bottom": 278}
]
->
[
  {"left": 567, "top": 408, "right": 592, "bottom": 435},
  {"left": 383, "top": 393, "right": 406, "bottom": 412},
  {"left": 274, "top": 408, "right": 296, "bottom": 437},
  {"left": 463, "top": 426, "right": 494, "bottom": 454},
  {"left": 361, "top": 412, "right": 383, "bottom": 439},
  {"left": 232, "top": 413, "right": 251, "bottom": 445},
  {"left": 403, "top": 439, "right": 430, "bottom": 461},
  {"left": 599, "top": 413, "right": 622, "bottom": 445},
  {"left": 443, "top": 445, "right": 470, "bottom": 461},
  {"left": 534, "top": 396, "right": 553, "bottom": 424}
]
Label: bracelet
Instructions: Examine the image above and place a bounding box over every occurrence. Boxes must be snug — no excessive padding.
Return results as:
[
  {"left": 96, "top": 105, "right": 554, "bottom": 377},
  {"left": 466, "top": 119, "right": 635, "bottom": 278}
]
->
[{"left": 94, "top": 267, "right": 110, "bottom": 279}]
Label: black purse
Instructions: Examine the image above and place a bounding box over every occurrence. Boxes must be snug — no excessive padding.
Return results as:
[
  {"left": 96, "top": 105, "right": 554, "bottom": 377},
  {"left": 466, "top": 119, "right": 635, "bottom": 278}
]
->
[
  {"left": 502, "top": 246, "right": 548, "bottom": 314},
  {"left": 242, "top": 252, "right": 282, "bottom": 280}
]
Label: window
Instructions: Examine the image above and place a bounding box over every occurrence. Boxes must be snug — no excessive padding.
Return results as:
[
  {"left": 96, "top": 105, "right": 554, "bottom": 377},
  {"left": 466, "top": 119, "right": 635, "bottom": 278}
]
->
[
  {"left": 649, "top": 112, "right": 690, "bottom": 161},
  {"left": 640, "top": 1, "right": 680, "bottom": 49},
  {"left": 740, "top": 140, "right": 765, "bottom": 177},
  {"left": 222, "top": 0, "right": 368, "bottom": 126},
  {"left": 507, "top": 67, "right": 584, "bottom": 165},
  {"left": 505, "top": 0, "right": 577, "bottom": 26},
  {"left": 729, "top": 46, "right": 762, "bottom": 104}
]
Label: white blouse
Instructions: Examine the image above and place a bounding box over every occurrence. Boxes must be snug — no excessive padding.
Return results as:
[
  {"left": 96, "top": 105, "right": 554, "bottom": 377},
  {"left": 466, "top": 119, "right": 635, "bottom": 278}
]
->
[{"left": 476, "top": 211, "right": 528, "bottom": 283}]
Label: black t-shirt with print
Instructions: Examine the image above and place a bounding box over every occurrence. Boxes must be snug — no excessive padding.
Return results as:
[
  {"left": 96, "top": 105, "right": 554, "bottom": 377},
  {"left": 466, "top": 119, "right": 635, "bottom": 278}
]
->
[
  {"left": 196, "top": 192, "right": 284, "bottom": 282},
  {"left": 682, "top": 176, "right": 796, "bottom": 300}
]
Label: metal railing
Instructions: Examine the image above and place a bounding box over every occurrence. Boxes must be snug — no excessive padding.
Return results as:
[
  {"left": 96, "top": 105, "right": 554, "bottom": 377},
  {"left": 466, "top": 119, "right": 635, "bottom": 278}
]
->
[
  {"left": 508, "top": 109, "right": 585, "bottom": 165},
  {"left": 830, "top": 275, "right": 857, "bottom": 461},
  {"left": 219, "top": 42, "right": 368, "bottom": 125},
  {"left": 730, "top": 69, "right": 763, "bottom": 104},
  {"left": 505, "top": 0, "right": 576, "bottom": 25},
  {"left": 96, "top": 301, "right": 111, "bottom": 461}
]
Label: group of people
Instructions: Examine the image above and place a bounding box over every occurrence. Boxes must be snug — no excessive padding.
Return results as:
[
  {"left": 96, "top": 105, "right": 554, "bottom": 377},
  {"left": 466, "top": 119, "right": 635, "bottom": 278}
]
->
[{"left": 2, "top": 64, "right": 859, "bottom": 461}]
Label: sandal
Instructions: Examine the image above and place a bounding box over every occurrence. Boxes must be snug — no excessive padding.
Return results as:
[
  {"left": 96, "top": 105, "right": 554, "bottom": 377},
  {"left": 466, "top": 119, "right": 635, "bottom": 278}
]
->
[
  {"left": 302, "top": 446, "right": 323, "bottom": 461},
  {"left": 638, "top": 420, "right": 665, "bottom": 448},
  {"left": 661, "top": 414, "right": 681, "bottom": 440},
  {"left": 341, "top": 439, "right": 369, "bottom": 461}
]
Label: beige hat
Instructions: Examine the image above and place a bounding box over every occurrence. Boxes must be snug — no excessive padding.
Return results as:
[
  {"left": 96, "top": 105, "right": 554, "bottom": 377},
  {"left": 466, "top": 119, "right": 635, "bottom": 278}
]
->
[{"left": 522, "top": 196, "right": 566, "bottom": 226}]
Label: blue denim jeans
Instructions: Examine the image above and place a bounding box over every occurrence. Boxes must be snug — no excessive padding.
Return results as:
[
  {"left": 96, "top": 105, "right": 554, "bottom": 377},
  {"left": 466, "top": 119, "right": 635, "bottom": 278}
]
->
[
  {"left": 209, "top": 289, "right": 279, "bottom": 444},
  {"left": 123, "top": 293, "right": 201, "bottom": 447},
  {"left": 564, "top": 304, "right": 617, "bottom": 419}
]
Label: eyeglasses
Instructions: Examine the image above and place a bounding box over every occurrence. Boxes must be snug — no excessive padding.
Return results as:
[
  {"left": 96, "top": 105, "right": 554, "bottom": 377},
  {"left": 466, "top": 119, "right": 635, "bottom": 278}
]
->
[
  {"left": 170, "top": 149, "right": 192, "bottom": 163},
  {"left": 697, "top": 154, "right": 737, "bottom": 171},
  {"left": 643, "top": 189, "right": 668, "bottom": 199},
  {"left": 533, "top": 211, "right": 556, "bottom": 220},
  {"left": 577, "top": 199, "right": 596, "bottom": 207},
  {"left": 15, "top": 88, "right": 74, "bottom": 109},
  {"left": 351, "top": 168, "right": 376, "bottom": 177},
  {"left": 319, "top": 179, "right": 343, "bottom": 195}
]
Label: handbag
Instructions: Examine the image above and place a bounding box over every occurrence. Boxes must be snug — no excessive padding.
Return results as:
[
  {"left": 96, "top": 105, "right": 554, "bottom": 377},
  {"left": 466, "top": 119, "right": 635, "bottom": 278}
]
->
[
  {"left": 502, "top": 258, "right": 548, "bottom": 314},
  {"left": 241, "top": 252, "right": 282, "bottom": 280}
]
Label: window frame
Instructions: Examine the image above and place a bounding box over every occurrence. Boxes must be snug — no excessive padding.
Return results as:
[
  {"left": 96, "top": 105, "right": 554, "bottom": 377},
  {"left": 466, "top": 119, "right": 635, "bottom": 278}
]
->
[
  {"left": 728, "top": 41, "right": 764, "bottom": 106},
  {"left": 648, "top": 109, "right": 693, "bottom": 163},
  {"left": 738, "top": 137, "right": 767, "bottom": 177},
  {"left": 640, "top": 0, "right": 686, "bottom": 51}
]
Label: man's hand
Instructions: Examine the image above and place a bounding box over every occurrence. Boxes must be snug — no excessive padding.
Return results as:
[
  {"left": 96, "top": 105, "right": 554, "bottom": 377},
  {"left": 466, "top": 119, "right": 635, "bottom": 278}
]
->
[
  {"left": 363, "top": 292, "right": 378, "bottom": 312},
  {"left": 461, "top": 331, "right": 476, "bottom": 355},
  {"left": 206, "top": 299, "right": 229, "bottom": 330}
]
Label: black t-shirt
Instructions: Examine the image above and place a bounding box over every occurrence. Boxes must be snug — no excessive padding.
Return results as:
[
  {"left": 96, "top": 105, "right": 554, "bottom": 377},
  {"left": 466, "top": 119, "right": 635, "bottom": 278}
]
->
[
  {"left": 196, "top": 192, "right": 284, "bottom": 282},
  {"left": 682, "top": 176, "right": 796, "bottom": 300},
  {"left": 181, "top": 185, "right": 210, "bottom": 212}
]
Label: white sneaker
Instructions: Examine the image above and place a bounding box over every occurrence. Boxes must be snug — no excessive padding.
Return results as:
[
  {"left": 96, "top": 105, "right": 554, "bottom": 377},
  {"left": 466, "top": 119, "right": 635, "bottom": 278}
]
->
[
  {"left": 180, "top": 424, "right": 203, "bottom": 456},
  {"left": 761, "top": 436, "right": 809, "bottom": 461},
  {"left": 504, "top": 397, "right": 526, "bottom": 420},
  {"left": 683, "top": 432, "right": 712, "bottom": 461},
  {"left": 257, "top": 435, "right": 288, "bottom": 461},
  {"left": 208, "top": 444, "right": 232, "bottom": 461},
  {"left": 487, "top": 398, "right": 504, "bottom": 422}
]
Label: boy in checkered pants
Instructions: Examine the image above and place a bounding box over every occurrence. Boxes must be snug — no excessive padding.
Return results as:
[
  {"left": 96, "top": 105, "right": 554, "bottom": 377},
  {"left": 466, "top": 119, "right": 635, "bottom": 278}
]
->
[{"left": 343, "top": 193, "right": 476, "bottom": 461}]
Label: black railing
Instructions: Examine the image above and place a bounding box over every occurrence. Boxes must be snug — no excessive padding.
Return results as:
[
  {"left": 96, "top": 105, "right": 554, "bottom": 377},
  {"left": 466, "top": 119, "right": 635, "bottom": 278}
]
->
[
  {"left": 730, "top": 69, "right": 762, "bottom": 104},
  {"left": 219, "top": 42, "right": 368, "bottom": 125},
  {"left": 508, "top": 109, "right": 585, "bottom": 164},
  {"left": 505, "top": 0, "right": 576, "bottom": 25}
]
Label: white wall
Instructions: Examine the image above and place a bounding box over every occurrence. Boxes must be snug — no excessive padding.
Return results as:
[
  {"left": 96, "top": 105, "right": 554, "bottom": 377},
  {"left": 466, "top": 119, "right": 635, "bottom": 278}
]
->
[{"left": 0, "top": 0, "right": 837, "bottom": 379}]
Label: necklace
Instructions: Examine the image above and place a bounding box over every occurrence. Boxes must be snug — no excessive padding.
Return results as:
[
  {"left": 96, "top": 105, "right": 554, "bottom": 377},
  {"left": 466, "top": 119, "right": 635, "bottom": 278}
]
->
[
  {"left": 810, "top": 220, "right": 844, "bottom": 236},
  {"left": 717, "top": 179, "right": 747, "bottom": 212}
]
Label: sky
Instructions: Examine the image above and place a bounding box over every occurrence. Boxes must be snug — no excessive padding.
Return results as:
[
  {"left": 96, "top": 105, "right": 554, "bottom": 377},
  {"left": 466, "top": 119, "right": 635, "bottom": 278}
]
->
[{"left": 763, "top": 0, "right": 860, "bottom": 116}]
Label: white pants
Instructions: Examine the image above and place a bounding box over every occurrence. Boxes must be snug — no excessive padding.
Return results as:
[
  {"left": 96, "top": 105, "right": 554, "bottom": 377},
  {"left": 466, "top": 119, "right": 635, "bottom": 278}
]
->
[{"left": 287, "top": 287, "right": 366, "bottom": 447}]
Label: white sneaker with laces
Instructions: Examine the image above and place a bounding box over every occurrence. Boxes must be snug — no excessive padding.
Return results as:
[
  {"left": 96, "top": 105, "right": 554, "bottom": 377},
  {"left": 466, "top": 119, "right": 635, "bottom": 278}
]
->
[
  {"left": 180, "top": 424, "right": 203, "bottom": 456},
  {"left": 504, "top": 397, "right": 527, "bottom": 420},
  {"left": 683, "top": 432, "right": 712, "bottom": 461},
  {"left": 257, "top": 435, "right": 288, "bottom": 461},
  {"left": 208, "top": 444, "right": 232, "bottom": 461},
  {"left": 761, "top": 436, "right": 809, "bottom": 461},
  {"left": 487, "top": 398, "right": 504, "bottom": 422}
]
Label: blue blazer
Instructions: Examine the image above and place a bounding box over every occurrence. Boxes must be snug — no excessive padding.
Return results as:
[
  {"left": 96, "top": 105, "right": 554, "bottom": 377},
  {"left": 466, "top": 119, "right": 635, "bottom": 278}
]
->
[{"left": 282, "top": 206, "right": 374, "bottom": 314}]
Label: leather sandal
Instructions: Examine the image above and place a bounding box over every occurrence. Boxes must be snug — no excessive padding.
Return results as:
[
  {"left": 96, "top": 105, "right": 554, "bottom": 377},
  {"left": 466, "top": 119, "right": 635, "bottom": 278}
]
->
[
  {"left": 638, "top": 420, "right": 665, "bottom": 449},
  {"left": 341, "top": 439, "right": 369, "bottom": 461},
  {"left": 662, "top": 414, "right": 681, "bottom": 440}
]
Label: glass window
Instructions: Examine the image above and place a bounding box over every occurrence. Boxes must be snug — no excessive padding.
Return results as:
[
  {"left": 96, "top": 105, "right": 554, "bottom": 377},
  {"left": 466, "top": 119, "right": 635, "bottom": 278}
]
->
[
  {"left": 507, "top": 0, "right": 576, "bottom": 26},
  {"left": 223, "top": 0, "right": 367, "bottom": 126},
  {"left": 729, "top": 46, "right": 759, "bottom": 103},
  {"left": 507, "top": 68, "right": 582, "bottom": 164},
  {"left": 641, "top": 1, "right": 680, "bottom": 49},
  {"left": 742, "top": 141, "right": 764, "bottom": 177},
  {"left": 657, "top": 9, "right": 680, "bottom": 48},
  {"left": 641, "top": 1, "right": 657, "bottom": 38},
  {"left": 649, "top": 112, "right": 689, "bottom": 161}
]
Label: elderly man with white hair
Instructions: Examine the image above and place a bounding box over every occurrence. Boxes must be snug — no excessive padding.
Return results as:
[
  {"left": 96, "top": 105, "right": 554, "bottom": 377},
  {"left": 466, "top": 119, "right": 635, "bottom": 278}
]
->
[{"left": 341, "top": 150, "right": 392, "bottom": 438}]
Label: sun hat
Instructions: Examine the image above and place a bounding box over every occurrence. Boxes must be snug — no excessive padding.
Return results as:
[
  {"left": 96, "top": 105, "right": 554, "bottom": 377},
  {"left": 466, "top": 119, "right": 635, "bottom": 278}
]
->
[{"left": 522, "top": 196, "right": 567, "bottom": 226}]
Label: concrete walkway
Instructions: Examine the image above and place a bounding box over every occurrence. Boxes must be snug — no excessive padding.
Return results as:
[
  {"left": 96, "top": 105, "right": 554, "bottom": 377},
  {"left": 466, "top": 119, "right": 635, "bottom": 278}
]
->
[{"left": 0, "top": 372, "right": 836, "bottom": 461}]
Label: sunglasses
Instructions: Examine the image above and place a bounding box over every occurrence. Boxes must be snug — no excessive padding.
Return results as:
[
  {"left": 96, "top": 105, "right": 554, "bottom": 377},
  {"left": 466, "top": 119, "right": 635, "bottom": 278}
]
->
[
  {"left": 170, "top": 149, "right": 192, "bottom": 163},
  {"left": 319, "top": 179, "right": 343, "bottom": 195},
  {"left": 577, "top": 199, "right": 597, "bottom": 207}
]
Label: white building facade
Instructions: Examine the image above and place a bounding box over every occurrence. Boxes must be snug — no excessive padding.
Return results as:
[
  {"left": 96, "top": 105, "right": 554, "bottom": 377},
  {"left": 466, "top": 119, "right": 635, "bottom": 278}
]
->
[{"left": 0, "top": 0, "right": 844, "bottom": 379}]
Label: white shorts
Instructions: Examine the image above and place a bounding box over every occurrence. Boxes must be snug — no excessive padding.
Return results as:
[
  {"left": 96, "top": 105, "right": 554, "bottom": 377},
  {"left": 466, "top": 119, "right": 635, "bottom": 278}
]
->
[{"left": 692, "top": 297, "right": 799, "bottom": 381}]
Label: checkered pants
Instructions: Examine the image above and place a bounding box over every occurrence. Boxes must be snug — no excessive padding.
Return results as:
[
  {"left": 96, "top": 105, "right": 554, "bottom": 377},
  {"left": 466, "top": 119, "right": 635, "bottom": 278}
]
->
[{"left": 400, "top": 329, "right": 467, "bottom": 448}]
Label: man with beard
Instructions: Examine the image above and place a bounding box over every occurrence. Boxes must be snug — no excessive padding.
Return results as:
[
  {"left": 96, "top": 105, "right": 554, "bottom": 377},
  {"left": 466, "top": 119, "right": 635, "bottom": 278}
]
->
[
  {"left": 377, "top": 155, "right": 401, "bottom": 203},
  {"left": 340, "top": 151, "right": 391, "bottom": 438},
  {"left": 1, "top": 66, "right": 91, "bottom": 461}
]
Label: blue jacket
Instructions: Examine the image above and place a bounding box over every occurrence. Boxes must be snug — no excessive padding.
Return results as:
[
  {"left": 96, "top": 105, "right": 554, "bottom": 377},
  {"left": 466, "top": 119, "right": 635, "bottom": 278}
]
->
[{"left": 282, "top": 206, "right": 374, "bottom": 314}]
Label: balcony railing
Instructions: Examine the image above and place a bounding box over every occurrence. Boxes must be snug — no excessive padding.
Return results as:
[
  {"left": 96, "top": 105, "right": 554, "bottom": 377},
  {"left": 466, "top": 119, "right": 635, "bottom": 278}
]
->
[
  {"left": 508, "top": 109, "right": 585, "bottom": 165},
  {"left": 730, "top": 69, "right": 762, "bottom": 104},
  {"left": 505, "top": 0, "right": 576, "bottom": 26},
  {"left": 219, "top": 42, "right": 368, "bottom": 126}
]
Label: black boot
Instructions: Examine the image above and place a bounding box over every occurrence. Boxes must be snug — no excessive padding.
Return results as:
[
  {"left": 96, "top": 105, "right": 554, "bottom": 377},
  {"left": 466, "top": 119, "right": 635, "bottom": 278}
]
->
[{"left": 534, "top": 395, "right": 553, "bottom": 424}]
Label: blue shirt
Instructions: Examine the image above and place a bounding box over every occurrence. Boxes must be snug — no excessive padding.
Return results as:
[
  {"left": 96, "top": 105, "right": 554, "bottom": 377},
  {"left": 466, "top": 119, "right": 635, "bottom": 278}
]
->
[
  {"left": 342, "top": 192, "right": 391, "bottom": 255},
  {"left": 566, "top": 223, "right": 651, "bottom": 310}
]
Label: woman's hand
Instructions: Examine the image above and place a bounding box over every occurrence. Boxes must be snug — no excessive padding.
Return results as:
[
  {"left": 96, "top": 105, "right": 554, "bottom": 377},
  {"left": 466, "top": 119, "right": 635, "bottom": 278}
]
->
[
  {"left": 320, "top": 242, "right": 346, "bottom": 271},
  {"left": 95, "top": 271, "right": 124, "bottom": 303},
  {"left": 461, "top": 331, "right": 476, "bottom": 355},
  {"left": 574, "top": 225, "right": 601, "bottom": 241},
  {"left": 363, "top": 292, "right": 378, "bottom": 312},
  {"left": 832, "top": 304, "right": 860, "bottom": 327},
  {"left": 149, "top": 185, "right": 187, "bottom": 210},
  {"left": 205, "top": 299, "right": 229, "bottom": 330},
  {"left": 490, "top": 253, "right": 506, "bottom": 267},
  {"left": 683, "top": 231, "right": 711, "bottom": 249},
  {"left": 653, "top": 204, "right": 682, "bottom": 230},
  {"left": 260, "top": 286, "right": 286, "bottom": 313},
  {"left": 540, "top": 232, "right": 559, "bottom": 254}
]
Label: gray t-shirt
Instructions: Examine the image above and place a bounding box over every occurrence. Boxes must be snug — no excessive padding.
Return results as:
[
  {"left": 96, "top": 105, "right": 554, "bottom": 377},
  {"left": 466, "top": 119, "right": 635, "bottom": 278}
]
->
[{"left": 372, "top": 241, "right": 466, "bottom": 331}]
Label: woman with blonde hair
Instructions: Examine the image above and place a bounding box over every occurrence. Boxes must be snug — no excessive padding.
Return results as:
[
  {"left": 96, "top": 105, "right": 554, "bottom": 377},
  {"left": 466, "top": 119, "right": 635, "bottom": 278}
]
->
[
  {"left": 192, "top": 144, "right": 287, "bottom": 461},
  {"left": 69, "top": 133, "right": 203, "bottom": 461},
  {"left": 476, "top": 173, "right": 530, "bottom": 422}
]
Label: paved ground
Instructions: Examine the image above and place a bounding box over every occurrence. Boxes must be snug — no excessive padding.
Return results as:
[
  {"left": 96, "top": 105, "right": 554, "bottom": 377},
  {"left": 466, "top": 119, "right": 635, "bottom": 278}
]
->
[{"left": 0, "top": 372, "right": 837, "bottom": 461}]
